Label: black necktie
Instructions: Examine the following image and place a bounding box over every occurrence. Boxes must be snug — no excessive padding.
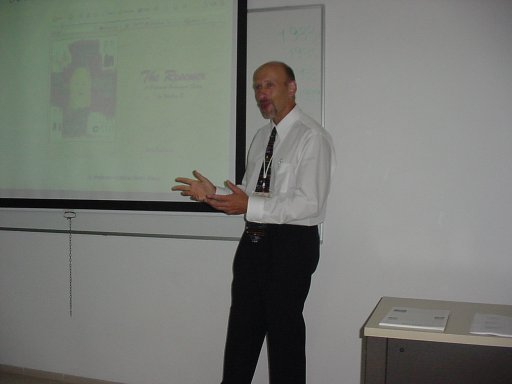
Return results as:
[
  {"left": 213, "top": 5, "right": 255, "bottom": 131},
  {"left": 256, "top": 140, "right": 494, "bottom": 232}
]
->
[{"left": 255, "top": 127, "right": 277, "bottom": 193}]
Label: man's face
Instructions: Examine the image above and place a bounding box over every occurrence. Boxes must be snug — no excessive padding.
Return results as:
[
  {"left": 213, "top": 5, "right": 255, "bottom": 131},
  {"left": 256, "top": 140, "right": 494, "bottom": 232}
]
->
[{"left": 252, "top": 64, "right": 296, "bottom": 124}]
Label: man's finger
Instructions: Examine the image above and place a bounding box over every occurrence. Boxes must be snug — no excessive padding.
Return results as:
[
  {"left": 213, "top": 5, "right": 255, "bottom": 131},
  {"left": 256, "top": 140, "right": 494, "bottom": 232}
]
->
[
  {"left": 174, "top": 177, "right": 195, "bottom": 185},
  {"left": 225, "top": 180, "right": 241, "bottom": 193},
  {"left": 192, "top": 170, "right": 207, "bottom": 182}
]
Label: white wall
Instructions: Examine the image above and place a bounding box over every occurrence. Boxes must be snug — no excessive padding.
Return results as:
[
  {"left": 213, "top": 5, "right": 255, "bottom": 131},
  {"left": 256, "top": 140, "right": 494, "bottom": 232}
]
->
[{"left": 2, "top": 0, "right": 512, "bottom": 383}]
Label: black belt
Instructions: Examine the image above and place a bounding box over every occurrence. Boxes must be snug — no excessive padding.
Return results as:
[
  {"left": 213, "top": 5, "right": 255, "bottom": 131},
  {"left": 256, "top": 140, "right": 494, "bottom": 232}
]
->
[
  {"left": 245, "top": 222, "right": 271, "bottom": 243},
  {"left": 245, "top": 222, "right": 318, "bottom": 244}
]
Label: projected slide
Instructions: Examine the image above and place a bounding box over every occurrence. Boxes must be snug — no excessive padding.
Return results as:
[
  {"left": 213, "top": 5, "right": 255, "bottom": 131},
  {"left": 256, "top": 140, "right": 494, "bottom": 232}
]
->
[{"left": 0, "top": 0, "right": 239, "bottom": 204}]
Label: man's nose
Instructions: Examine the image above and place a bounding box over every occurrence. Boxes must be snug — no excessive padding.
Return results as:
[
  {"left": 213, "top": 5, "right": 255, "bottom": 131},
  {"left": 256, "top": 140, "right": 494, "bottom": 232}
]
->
[{"left": 255, "top": 89, "right": 267, "bottom": 100}]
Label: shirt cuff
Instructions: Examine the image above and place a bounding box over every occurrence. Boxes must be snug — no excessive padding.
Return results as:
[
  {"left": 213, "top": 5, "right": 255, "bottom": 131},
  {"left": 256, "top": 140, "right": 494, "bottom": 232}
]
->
[
  {"left": 214, "top": 186, "right": 229, "bottom": 195},
  {"left": 245, "top": 194, "right": 266, "bottom": 222}
]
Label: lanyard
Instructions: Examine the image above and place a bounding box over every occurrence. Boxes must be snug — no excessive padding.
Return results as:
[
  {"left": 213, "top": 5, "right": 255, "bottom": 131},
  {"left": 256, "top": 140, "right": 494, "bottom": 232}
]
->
[{"left": 262, "top": 154, "right": 273, "bottom": 180}]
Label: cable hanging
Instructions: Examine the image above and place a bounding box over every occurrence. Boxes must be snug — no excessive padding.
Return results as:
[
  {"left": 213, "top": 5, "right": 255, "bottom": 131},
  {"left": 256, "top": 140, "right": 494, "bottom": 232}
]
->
[{"left": 64, "top": 211, "right": 76, "bottom": 317}]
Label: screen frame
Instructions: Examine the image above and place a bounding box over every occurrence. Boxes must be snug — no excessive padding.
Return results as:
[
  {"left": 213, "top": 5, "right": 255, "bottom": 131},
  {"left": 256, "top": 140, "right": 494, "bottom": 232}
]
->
[{"left": 0, "top": 0, "right": 247, "bottom": 213}]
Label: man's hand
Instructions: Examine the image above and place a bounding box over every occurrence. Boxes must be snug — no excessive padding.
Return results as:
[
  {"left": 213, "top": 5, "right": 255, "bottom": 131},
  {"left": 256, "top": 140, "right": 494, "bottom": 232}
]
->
[
  {"left": 205, "top": 180, "right": 248, "bottom": 215},
  {"left": 171, "top": 170, "right": 216, "bottom": 202}
]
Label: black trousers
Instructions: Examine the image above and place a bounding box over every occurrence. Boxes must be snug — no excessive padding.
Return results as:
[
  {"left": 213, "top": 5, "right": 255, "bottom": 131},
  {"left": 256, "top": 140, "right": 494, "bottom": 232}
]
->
[{"left": 221, "top": 223, "right": 320, "bottom": 384}]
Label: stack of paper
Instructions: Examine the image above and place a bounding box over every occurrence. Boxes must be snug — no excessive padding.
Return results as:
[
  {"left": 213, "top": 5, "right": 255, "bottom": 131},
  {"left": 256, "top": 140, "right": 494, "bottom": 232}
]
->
[
  {"left": 470, "top": 313, "right": 512, "bottom": 338},
  {"left": 379, "top": 307, "right": 450, "bottom": 332}
]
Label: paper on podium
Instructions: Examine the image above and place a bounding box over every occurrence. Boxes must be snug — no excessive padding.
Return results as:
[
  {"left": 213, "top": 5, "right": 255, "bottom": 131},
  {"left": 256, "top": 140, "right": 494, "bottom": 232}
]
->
[
  {"left": 470, "top": 313, "right": 512, "bottom": 338},
  {"left": 379, "top": 307, "right": 450, "bottom": 332}
]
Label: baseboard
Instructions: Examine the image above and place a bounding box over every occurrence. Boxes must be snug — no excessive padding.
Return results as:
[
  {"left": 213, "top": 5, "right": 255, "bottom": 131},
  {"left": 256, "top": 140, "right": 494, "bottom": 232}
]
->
[{"left": 0, "top": 364, "right": 124, "bottom": 384}]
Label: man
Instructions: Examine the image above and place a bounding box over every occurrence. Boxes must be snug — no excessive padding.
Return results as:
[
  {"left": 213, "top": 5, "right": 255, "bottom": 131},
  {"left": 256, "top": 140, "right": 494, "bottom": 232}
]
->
[{"left": 172, "top": 61, "right": 334, "bottom": 383}]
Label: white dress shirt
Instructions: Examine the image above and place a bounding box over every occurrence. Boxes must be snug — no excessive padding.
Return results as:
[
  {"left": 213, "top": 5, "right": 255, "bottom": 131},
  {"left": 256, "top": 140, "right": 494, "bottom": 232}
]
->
[{"left": 220, "top": 106, "right": 335, "bottom": 226}]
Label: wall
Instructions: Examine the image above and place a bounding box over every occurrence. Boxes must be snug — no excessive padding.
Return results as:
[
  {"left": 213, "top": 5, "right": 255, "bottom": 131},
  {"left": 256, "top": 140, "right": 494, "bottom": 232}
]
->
[{"left": 2, "top": 0, "right": 512, "bottom": 383}]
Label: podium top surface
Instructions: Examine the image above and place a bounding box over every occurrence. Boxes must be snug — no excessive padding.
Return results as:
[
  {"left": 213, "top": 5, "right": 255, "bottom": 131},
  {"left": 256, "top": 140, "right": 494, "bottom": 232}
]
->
[{"left": 363, "top": 296, "right": 512, "bottom": 348}]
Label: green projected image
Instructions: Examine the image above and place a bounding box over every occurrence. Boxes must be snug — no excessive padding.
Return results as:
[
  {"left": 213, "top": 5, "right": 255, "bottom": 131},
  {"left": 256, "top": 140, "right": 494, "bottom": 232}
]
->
[{"left": 0, "top": 0, "right": 238, "bottom": 204}]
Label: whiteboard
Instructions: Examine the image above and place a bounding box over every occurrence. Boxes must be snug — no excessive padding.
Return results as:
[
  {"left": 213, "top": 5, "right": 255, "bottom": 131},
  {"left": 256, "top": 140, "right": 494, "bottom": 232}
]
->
[
  {"left": 0, "top": 5, "right": 325, "bottom": 240},
  {"left": 246, "top": 5, "right": 325, "bottom": 149}
]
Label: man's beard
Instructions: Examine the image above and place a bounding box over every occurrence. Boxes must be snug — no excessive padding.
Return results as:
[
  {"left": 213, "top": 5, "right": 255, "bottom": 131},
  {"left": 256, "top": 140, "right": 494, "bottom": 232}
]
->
[{"left": 258, "top": 100, "right": 275, "bottom": 119}]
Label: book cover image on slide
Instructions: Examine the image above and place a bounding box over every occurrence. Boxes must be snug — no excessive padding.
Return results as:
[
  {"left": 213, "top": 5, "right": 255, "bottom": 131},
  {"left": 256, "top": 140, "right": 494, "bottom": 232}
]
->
[{"left": 50, "top": 37, "right": 117, "bottom": 141}]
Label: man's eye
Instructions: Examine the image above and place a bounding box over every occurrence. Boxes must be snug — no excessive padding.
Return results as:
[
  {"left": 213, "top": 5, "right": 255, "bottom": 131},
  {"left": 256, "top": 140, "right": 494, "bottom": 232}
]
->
[{"left": 253, "top": 82, "right": 274, "bottom": 90}]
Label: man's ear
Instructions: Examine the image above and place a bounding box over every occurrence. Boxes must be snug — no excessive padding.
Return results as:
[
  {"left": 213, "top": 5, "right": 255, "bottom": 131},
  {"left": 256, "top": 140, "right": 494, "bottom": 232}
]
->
[{"left": 288, "top": 80, "right": 297, "bottom": 97}]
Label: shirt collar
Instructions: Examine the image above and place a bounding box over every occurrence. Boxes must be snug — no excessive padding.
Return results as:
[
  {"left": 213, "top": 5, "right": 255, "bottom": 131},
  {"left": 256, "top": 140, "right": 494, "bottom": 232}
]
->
[{"left": 273, "top": 105, "right": 300, "bottom": 141}]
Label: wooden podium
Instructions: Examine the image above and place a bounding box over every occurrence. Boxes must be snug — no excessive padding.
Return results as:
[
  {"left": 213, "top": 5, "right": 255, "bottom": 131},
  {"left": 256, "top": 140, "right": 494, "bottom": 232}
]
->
[{"left": 362, "top": 297, "right": 512, "bottom": 384}]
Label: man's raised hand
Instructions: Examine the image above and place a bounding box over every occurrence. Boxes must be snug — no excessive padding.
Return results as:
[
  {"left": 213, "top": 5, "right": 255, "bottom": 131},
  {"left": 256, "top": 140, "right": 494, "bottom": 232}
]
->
[{"left": 172, "top": 170, "right": 215, "bottom": 202}]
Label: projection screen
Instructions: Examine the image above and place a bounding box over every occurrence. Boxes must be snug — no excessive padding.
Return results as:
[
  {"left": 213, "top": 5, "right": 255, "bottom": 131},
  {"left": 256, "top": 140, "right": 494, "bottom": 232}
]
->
[{"left": 0, "top": 0, "right": 246, "bottom": 211}]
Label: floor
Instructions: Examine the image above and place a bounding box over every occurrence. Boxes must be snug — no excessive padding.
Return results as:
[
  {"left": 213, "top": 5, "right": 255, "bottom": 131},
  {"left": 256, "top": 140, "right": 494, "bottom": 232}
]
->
[
  {"left": 0, "top": 371, "right": 61, "bottom": 384},
  {"left": 0, "top": 370, "right": 121, "bottom": 384}
]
